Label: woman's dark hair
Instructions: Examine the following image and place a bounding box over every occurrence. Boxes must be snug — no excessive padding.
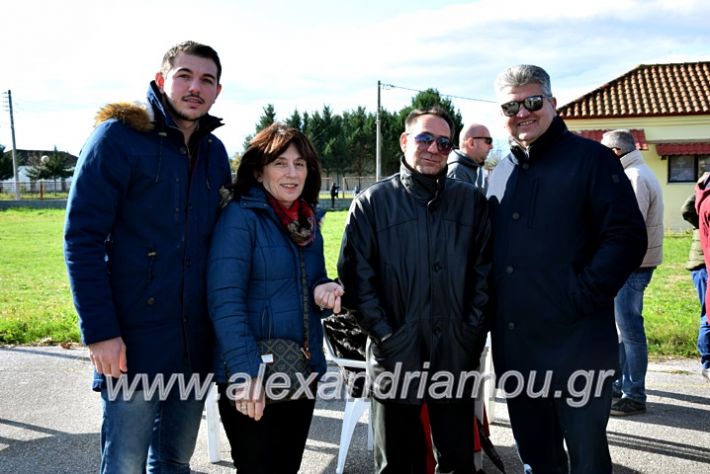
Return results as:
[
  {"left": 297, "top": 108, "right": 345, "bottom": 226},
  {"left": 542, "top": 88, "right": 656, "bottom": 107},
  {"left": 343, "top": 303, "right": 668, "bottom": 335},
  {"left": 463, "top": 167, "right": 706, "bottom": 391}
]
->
[{"left": 232, "top": 123, "right": 322, "bottom": 206}]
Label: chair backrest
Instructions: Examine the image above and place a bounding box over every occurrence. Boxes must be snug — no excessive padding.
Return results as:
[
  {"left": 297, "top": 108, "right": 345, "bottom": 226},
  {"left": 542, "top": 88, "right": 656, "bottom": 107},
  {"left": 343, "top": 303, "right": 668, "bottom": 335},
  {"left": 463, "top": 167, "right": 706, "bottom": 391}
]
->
[
  {"left": 321, "top": 315, "right": 369, "bottom": 397},
  {"left": 321, "top": 317, "right": 367, "bottom": 370}
]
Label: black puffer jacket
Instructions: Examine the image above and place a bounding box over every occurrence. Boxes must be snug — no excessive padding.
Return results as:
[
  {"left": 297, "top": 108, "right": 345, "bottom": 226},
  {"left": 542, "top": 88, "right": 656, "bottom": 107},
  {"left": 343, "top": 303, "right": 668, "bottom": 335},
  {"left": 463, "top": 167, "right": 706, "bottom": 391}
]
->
[{"left": 338, "top": 160, "right": 491, "bottom": 403}]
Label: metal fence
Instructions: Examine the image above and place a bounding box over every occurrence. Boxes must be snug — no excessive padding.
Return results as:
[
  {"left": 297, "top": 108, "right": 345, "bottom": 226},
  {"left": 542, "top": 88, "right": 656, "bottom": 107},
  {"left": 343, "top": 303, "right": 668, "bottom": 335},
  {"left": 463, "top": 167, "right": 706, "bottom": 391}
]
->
[
  {"left": 1, "top": 175, "right": 377, "bottom": 199},
  {"left": 0, "top": 179, "right": 72, "bottom": 195},
  {"left": 321, "top": 175, "right": 377, "bottom": 198}
]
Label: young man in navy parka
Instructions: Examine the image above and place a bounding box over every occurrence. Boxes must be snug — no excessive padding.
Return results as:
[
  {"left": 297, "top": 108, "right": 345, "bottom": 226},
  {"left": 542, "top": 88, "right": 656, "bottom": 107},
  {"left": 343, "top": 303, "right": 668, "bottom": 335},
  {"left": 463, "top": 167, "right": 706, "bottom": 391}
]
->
[{"left": 64, "top": 41, "right": 231, "bottom": 473}]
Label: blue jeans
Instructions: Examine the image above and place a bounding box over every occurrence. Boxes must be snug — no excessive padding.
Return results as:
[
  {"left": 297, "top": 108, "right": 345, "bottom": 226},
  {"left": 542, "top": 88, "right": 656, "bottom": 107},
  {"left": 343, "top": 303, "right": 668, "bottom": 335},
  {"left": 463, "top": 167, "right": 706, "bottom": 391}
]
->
[
  {"left": 100, "top": 384, "right": 205, "bottom": 474},
  {"left": 614, "top": 267, "right": 654, "bottom": 403},
  {"left": 691, "top": 267, "right": 710, "bottom": 369}
]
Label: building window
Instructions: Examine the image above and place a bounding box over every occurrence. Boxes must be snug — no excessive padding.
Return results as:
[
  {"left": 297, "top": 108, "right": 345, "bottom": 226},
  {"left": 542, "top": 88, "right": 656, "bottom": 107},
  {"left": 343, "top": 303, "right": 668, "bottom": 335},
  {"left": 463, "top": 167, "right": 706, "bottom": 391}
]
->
[{"left": 668, "top": 155, "right": 710, "bottom": 183}]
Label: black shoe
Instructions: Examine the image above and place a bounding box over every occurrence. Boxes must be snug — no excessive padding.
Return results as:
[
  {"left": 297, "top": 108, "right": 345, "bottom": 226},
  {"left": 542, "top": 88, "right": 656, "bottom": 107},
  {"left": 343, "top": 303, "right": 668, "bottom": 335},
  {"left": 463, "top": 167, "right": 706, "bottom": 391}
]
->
[
  {"left": 612, "top": 388, "right": 622, "bottom": 400},
  {"left": 610, "top": 398, "right": 646, "bottom": 416}
]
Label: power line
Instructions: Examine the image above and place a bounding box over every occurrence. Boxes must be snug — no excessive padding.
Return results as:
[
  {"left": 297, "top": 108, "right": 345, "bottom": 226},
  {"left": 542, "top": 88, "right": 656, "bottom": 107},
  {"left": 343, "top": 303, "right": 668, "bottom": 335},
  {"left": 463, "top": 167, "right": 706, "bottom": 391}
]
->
[{"left": 380, "top": 83, "right": 497, "bottom": 104}]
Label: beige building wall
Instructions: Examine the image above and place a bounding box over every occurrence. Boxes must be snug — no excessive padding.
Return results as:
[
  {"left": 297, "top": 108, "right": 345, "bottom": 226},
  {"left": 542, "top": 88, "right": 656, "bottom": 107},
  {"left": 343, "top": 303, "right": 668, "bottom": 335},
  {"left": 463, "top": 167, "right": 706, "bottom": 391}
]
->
[{"left": 564, "top": 115, "right": 710, "bottom": 230}]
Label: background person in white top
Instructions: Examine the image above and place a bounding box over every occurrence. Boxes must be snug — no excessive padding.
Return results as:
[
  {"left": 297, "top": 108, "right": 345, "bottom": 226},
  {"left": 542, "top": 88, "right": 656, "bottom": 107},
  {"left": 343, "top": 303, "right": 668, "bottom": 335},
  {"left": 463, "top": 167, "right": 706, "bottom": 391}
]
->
[{"left": 602, "top": 128, "right": 664, "bottom": 416}]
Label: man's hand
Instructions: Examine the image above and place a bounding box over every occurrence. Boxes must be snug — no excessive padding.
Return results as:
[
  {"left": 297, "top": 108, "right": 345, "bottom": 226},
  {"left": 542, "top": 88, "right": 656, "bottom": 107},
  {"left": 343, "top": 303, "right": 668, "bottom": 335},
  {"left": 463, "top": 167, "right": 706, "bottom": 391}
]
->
[{"left": 88, "top": 337, "right": 127, "bottom": 379}]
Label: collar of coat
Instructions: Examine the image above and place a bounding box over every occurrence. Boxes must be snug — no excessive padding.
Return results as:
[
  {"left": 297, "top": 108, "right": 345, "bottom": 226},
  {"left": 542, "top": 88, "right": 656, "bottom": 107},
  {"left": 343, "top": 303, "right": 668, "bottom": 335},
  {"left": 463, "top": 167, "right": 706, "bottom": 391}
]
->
[
  {"left": 399, "top": 157, "right": 447, "bottom": 203},
  {"left": 92, "top": 81, "right": 224, "bottom": 139},
  {"left": 231, "top": 185, "right": 325, "bottom": 221},
  {"left": 447, "top": 149, "right": 481, "bottom": 169},
  {"left": 619, "top": 149, "right": 645, "bottom": 170},
  {"left": 509, "top": 115, "right": 568, "bottom": 164}
]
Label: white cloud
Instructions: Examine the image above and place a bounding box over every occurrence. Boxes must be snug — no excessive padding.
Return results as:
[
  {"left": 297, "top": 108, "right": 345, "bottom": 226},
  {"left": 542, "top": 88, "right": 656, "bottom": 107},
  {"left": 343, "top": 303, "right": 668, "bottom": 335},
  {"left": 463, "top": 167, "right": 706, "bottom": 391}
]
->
[{"left": 1, "top": 0, "right": 709, "bottom": 156}]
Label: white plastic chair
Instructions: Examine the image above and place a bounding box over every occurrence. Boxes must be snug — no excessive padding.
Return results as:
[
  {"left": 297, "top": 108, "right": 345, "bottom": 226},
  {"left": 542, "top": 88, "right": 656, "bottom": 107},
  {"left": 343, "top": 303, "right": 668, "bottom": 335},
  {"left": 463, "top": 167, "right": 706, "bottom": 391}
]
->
[
  {"left": 473, "top": 336, "right": 494, "bottom": 471},
  {"left": 205, "top": 383, "right": 222, "bottom": 463},
  {"left": 321, "top": 320, "right": 373, "bottom": 474}
]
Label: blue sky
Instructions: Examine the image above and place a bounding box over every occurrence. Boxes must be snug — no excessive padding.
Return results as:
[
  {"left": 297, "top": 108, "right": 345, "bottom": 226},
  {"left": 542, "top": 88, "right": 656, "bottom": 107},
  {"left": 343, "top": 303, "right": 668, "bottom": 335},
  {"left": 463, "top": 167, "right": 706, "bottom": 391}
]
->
[{"left": 1, "top": 0, "right": 709, "bottom": 157}]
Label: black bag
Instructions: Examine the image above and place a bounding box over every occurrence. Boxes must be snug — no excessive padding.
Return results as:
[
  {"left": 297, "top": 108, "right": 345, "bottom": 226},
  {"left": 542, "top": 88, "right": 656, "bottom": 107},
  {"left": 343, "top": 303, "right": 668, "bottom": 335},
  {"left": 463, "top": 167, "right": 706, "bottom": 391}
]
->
[
  {"left": 257, "top": 338, "right": 311, "bottom": 403},
  {"left": 257, "top": 250, "right": 313, "bottom": 404}
]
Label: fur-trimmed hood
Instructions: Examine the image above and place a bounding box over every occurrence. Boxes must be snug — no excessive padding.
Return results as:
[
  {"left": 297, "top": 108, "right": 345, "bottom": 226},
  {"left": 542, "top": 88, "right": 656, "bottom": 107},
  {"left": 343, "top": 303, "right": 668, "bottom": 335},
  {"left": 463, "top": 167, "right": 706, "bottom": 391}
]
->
[
  {"left": 94, "top": 101, "right": 154, "bottom": 132},
  {"left": 92, "top": 81, "right": 223, "bottom": 135}
]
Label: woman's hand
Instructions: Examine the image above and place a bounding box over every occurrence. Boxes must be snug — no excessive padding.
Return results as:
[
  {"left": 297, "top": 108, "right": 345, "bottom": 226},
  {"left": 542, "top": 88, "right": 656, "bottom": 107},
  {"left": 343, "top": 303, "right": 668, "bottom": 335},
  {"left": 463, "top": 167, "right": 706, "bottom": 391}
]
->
[
  {"left": 232, "top": 379, "right": 266, "bottom": 421},
  {"left": 314, "top": 282, "right": 344, "bottom": 314}
]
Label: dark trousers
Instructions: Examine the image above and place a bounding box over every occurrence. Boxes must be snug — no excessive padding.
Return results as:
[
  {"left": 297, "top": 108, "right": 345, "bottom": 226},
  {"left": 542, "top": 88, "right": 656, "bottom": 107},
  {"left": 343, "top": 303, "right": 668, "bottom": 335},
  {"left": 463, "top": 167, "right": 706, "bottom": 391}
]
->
[
  {"left": 371, "top": 398, "right": 475, "bottom": 474},
  {"left": 506, "top": 379, "right": 613, "bottom": 474},
  {"left": 217, "top": 383, "right": 315, "bottom": 474}
]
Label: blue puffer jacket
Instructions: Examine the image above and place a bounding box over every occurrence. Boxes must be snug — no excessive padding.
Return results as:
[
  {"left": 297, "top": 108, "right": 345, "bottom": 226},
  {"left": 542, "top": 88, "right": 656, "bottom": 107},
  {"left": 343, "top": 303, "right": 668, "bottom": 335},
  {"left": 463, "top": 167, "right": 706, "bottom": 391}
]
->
[
  {"left": 64, "top": 81, "right": 231, "bottom": 388},
  {"left": 207, "top": 186, "right": 330, "bottom": 383}
]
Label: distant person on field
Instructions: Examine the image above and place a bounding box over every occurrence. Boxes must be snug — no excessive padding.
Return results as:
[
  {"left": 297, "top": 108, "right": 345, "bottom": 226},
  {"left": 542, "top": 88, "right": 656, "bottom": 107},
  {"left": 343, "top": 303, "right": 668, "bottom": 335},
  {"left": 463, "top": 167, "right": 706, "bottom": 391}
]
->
[
  {"left": 447, "top": 122, "right": 493, "bottom": 191},
  {"left": 330, "top": 181, "right": 339, "bottom": 208},
  {"left": 601, "top": 129, "right": 664, "bottom": 416},
  {"left": 681, "top": 191, "right": 710, "bottom": 382},
  {"left": 64, "top": 41, "right": 231, "bottom": 472}
]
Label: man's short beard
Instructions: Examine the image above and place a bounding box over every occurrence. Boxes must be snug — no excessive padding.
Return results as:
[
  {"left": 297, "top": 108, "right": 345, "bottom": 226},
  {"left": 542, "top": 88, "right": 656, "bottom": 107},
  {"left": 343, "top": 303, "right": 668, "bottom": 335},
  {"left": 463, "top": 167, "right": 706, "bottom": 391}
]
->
[{"left": 163, "top": 94, "right": 205, "bottom": 124}]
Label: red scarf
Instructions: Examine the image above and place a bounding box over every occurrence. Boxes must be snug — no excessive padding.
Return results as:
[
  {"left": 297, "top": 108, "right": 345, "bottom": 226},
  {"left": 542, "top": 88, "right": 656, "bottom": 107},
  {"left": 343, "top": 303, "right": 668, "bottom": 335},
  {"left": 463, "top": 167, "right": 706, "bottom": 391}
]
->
[{"left": 265, "top": 193, "right": 317, "bottom": 247}]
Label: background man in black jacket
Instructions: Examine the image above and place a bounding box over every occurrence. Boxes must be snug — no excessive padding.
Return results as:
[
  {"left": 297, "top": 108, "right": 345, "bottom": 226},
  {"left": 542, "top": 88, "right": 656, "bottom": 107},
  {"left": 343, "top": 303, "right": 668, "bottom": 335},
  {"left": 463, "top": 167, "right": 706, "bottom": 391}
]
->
[
  {"left": 487, "top": 65, "right": 647, "bottom": 474},
  {"left": 338, "top": 107, "right": 491, "bottom": 473},
  {"left": 446, "top": 122, "right": 493, "bottom": 191}
]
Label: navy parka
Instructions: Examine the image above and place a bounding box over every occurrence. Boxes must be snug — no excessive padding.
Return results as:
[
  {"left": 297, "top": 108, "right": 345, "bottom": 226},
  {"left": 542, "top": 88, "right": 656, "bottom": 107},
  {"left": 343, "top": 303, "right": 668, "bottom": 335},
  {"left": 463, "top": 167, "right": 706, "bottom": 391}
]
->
[
  {"left": 64, "top": 82, "right": 231, "bottom": 389},
  {"left": 207, "top": 186, "right": 330, "bottom": 383}
]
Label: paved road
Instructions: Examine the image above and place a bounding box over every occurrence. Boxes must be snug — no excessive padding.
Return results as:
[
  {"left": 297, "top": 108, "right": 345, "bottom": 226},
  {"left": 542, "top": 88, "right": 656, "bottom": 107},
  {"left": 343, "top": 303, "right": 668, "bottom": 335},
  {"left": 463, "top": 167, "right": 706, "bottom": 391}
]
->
[{"left": 1, "top": 346, "right": 708, "bottom": 473}]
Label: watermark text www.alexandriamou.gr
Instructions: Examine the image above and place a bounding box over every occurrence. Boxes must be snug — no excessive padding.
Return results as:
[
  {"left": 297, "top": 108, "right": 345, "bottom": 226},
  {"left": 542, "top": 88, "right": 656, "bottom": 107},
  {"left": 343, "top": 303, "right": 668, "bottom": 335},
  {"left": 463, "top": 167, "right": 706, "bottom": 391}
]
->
[{"left": 104, "top": 362, "right": 615, "bottom": 408}]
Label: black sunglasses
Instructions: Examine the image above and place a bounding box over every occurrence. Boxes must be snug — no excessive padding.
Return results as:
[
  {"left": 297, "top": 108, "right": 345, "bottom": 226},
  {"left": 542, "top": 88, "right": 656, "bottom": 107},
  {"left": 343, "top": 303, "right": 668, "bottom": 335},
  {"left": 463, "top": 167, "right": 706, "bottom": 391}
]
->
[
  {"left": 500, "top": 95, "right": 546, "bottom": 116},
  {"left": 410, "top": 132, "right": 453, "bottom": 154},
  {"left": 472, "top": 136, "right": 493, "bottom": 145}
]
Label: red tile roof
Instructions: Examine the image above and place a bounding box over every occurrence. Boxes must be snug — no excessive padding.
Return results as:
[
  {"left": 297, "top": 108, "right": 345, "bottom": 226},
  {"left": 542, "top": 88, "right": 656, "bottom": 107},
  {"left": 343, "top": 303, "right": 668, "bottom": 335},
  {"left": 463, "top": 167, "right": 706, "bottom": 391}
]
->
[
  {"left": 574, "top": 129, "right": 648, "bottom": 150},
  {"left": 558, "top": 62, "right": 710, "bottom": 118},
  {"left": 656, "top": 142, "right": 710, "bottom": 155}
]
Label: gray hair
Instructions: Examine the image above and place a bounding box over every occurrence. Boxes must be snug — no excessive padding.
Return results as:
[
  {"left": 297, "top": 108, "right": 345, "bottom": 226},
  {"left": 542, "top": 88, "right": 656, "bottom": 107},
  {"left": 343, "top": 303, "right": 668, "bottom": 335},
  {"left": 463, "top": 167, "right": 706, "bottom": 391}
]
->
[
  {"left": 601, "top": 129, "right": 636, "bottom": 154},
  {"left": 495, "top": 65, "right": 553, "bottom": 99}
]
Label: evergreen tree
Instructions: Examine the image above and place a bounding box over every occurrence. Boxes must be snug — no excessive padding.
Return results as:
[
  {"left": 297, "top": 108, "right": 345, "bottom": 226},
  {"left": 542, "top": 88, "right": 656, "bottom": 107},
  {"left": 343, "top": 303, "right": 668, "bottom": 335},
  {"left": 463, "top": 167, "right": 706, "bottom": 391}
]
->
[
  {"left": 342, "top": 107, "right": 374, "bottom": 183},
  {"left": 0, "top": 145, "right": 12, "bottom": 192},
  {"left": 27, "top": 147, "right": 73, "bottom": 191},
  {"left": 0, "top": 144, "right": 12, "bottom": 181},
  {"left": 379, "top": 109, "right": 405, "bottom": 177},
  {"left": 286, "top": 109, "right": 302, "bottom": 130},
  {"left": 399, "top": 88, "right": 464, "bottom": 145}
]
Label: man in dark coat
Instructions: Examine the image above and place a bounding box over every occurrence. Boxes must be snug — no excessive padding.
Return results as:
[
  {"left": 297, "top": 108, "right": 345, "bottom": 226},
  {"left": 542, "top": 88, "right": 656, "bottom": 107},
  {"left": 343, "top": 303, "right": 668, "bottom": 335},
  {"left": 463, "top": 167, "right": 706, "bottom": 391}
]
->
[
  {"left": 338, "top": 107, "right": 491, "bottom": 473},
  {"left": 447, "top": 122, "right": 493, "bottom": 191},
  {"left": 486, "top": 64, "right": 647, "bottom": 473}
]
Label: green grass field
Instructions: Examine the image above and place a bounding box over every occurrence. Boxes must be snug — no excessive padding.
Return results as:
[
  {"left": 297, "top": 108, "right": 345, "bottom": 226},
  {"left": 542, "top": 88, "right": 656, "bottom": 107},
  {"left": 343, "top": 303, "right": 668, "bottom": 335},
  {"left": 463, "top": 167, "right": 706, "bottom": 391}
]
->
[
  {"left": 0, "top": 209, "right": 80, "bottom": 344},
  {"left": 0, "top": 208, "right": 702, "bottom": 358}
]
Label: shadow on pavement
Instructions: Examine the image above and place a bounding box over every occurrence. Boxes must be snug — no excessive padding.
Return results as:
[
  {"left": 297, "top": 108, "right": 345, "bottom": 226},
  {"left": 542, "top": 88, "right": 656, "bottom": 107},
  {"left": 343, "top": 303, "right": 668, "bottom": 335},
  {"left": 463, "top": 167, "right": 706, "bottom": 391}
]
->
[
  {"left": 608, "top": 429, "right": 710, "bottom": 464},
  {"left": 0, "top": 419, "right": 99, "bottom": 473},
  {"left": 0, "top": 346, "right": 89, "bottom": 362}
]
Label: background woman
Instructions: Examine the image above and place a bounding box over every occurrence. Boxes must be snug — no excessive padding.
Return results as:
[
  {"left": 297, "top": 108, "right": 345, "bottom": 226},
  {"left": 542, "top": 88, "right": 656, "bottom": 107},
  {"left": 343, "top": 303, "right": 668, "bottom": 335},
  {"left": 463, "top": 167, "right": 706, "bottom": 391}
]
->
[{"left": 208, "top": 123, "right": 342, "bottom": 473}]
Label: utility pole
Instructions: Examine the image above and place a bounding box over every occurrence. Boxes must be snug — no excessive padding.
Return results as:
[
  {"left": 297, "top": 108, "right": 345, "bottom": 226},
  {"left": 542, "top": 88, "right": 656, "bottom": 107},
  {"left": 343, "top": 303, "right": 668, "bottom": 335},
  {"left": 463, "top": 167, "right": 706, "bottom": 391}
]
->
[
  {"left": 375, "top": 80, "right": 382, "bottom": 182},
  {"left": 3, "top": 90, "right": 20, "bottom": 199}
]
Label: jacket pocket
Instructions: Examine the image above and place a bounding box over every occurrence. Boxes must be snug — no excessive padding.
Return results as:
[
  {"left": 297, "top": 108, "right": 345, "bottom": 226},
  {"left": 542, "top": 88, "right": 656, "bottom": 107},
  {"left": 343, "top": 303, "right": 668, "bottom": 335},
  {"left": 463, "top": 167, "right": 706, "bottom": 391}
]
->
[{"left": 371, "top": 323, "right": 413, "bottom": 371}]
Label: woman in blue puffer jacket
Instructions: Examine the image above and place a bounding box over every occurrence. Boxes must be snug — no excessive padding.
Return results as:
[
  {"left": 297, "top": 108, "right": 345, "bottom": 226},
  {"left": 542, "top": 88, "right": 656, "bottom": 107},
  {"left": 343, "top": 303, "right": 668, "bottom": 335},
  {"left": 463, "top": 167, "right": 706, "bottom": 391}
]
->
[{"left": 207, "top": 123, "right": 343, "bottom": 473}]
